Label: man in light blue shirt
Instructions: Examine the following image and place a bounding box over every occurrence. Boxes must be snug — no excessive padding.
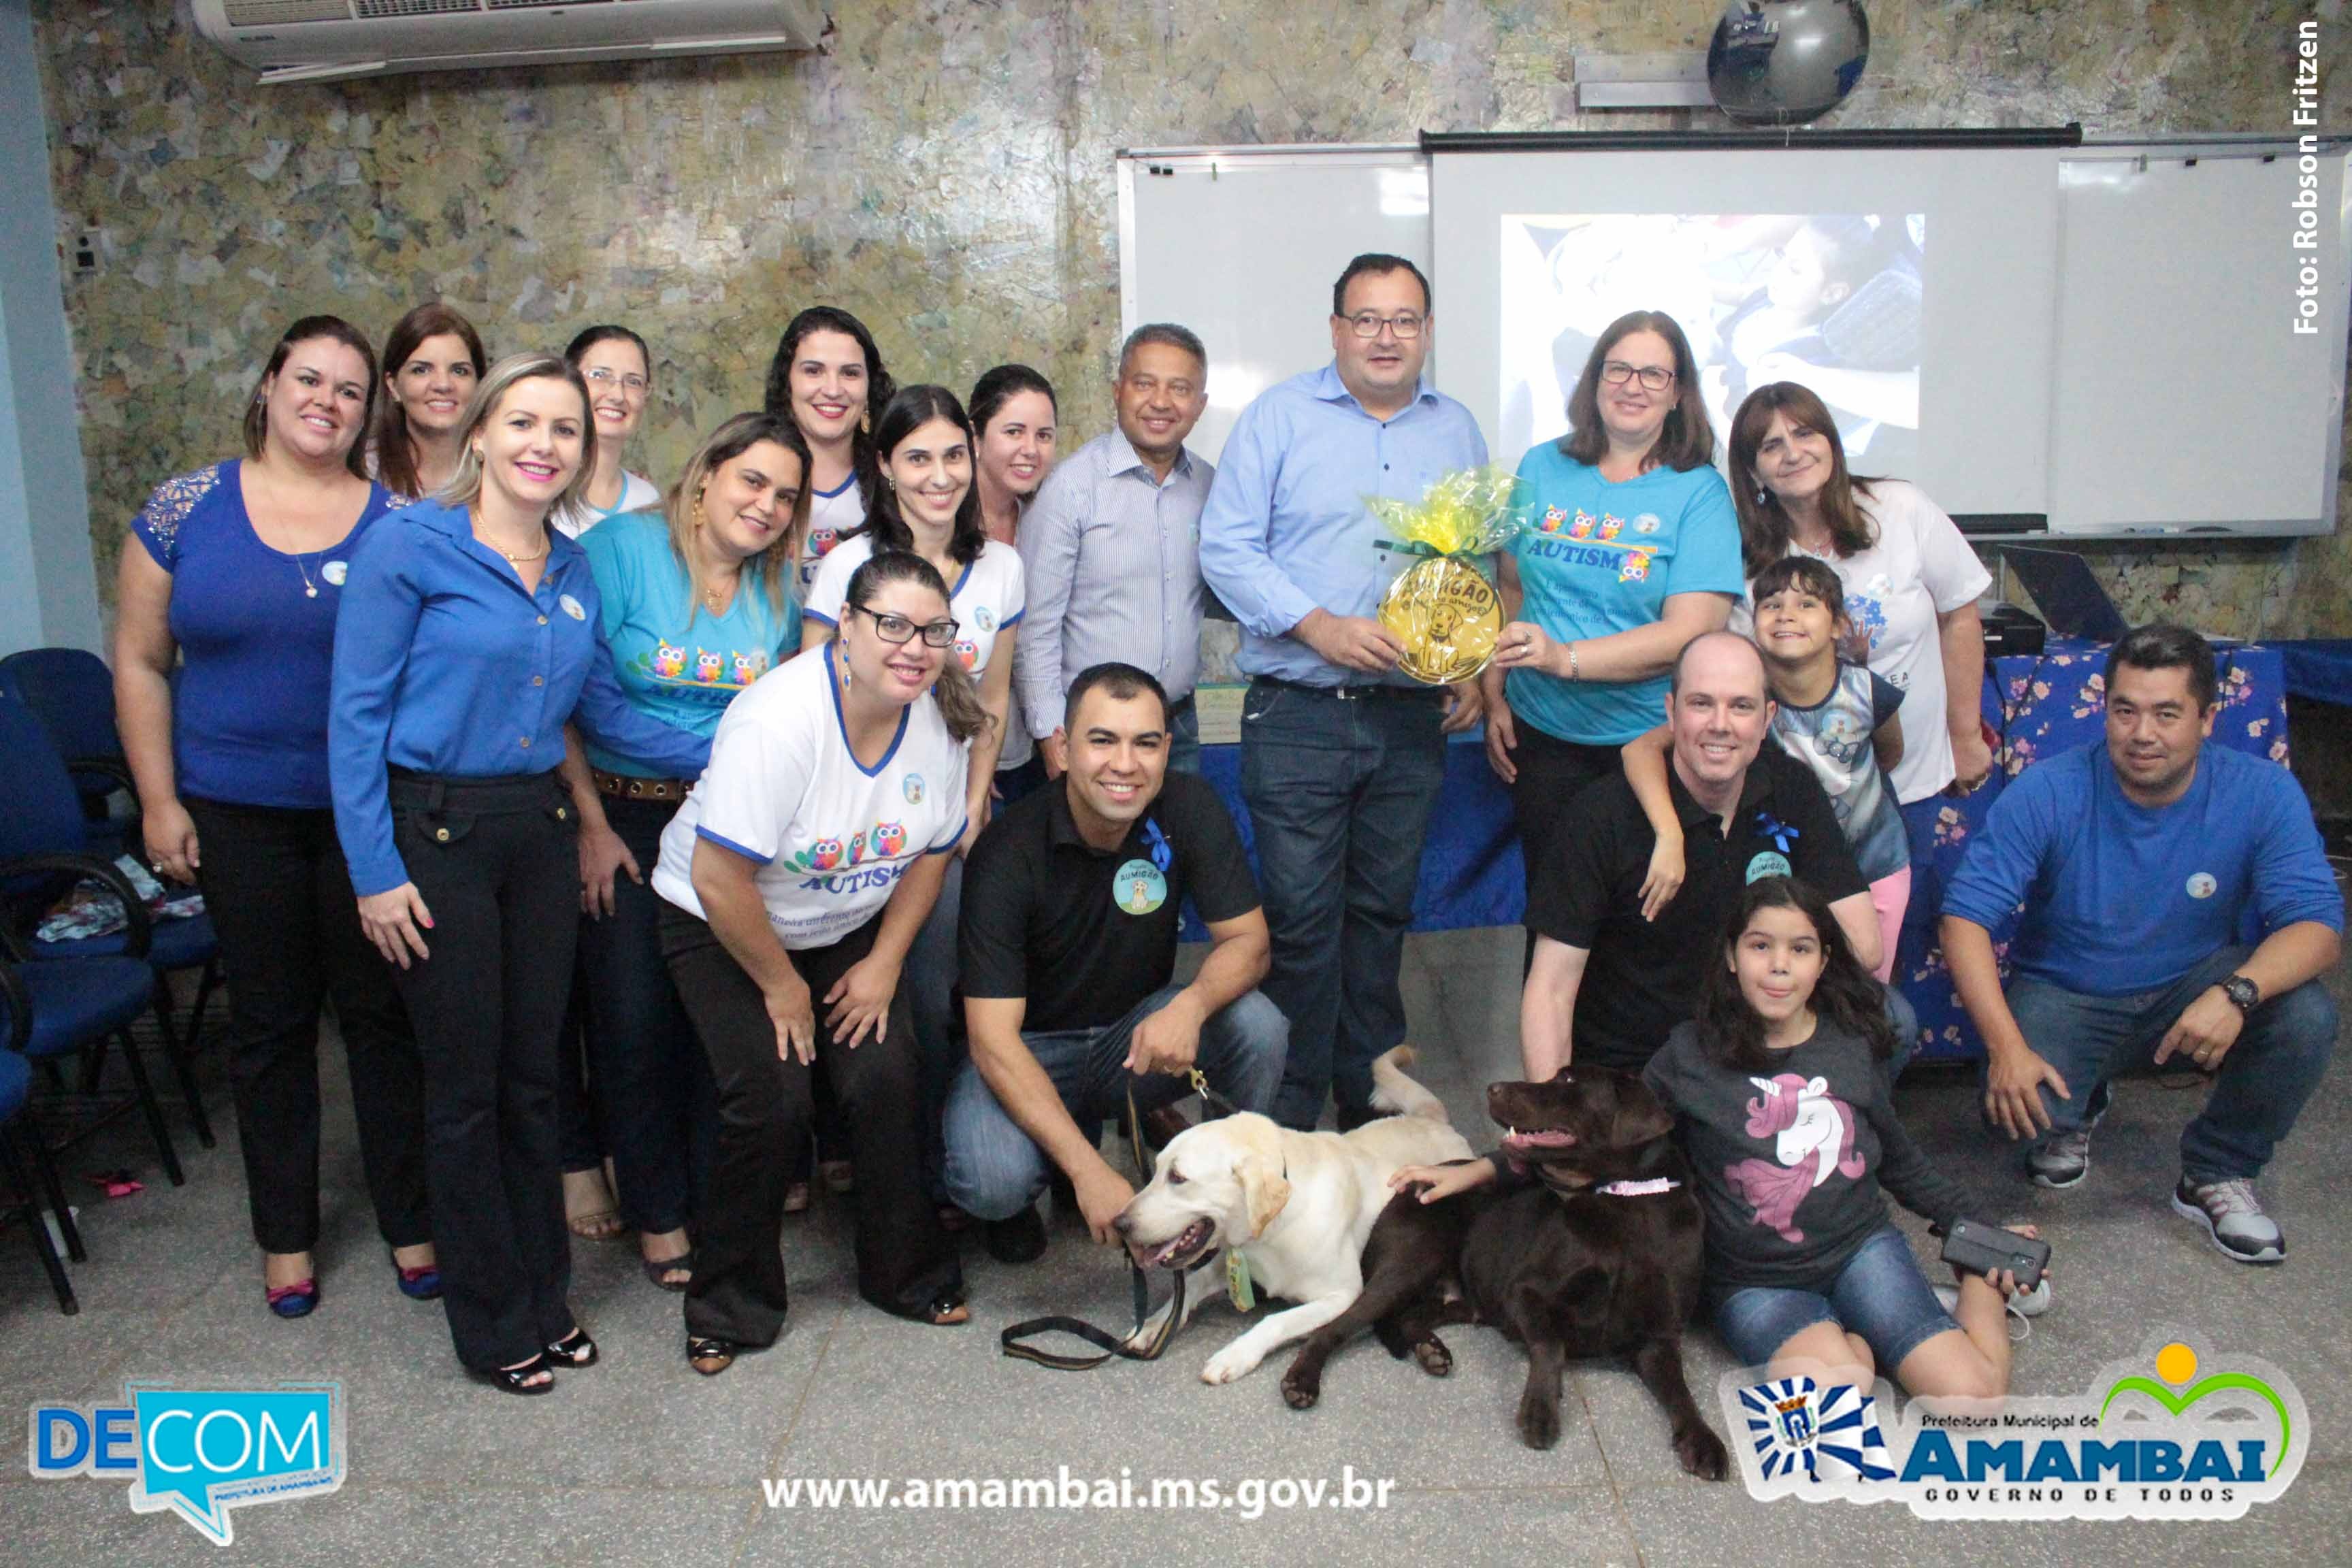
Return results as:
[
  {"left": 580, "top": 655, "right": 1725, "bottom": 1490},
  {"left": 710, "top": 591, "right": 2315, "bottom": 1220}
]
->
[
  {"left": 1199, "top": 253, "right": 1488, "bottom": 1130},
  {"left": 1018, "top": 323, "right": 1215, "bottom": 775}
]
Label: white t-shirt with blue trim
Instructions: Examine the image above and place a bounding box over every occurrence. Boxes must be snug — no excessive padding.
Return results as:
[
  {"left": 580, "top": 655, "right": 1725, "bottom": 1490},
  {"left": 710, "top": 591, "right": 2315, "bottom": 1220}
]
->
[
  {"left": 804, "top": 534, "right": 1026, "bottom": 681},
  {"left": 651, "top": 642, "right": 969, "bottom": 950}
]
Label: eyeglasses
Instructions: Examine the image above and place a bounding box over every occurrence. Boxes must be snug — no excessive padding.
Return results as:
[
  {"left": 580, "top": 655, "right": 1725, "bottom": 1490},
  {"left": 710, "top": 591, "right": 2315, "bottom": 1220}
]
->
[
  {"left": 849, "top": 605, "right": 959, "bottom": 648},
  {"left": 583, "top": 367, "right": 650, "bottom": 395},
  {"left": 1600, "top": 361, "right": 1676, "bottom": 392},
  {"left": 1342, "top": 311, "right": 1425, "bottom": 340}
]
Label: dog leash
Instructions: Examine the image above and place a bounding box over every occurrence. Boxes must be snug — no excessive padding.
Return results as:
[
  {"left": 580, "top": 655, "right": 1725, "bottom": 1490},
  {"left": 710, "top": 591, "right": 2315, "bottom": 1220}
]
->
[{"left": 1000, "top": 1068, "right": 1230, "bottom": 1371}]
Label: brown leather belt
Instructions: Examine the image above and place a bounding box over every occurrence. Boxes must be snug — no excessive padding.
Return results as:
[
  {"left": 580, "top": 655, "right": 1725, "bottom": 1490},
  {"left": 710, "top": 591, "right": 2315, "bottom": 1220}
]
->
[{"left": 592, "top": 768, "right": 690, "bottom": 802}]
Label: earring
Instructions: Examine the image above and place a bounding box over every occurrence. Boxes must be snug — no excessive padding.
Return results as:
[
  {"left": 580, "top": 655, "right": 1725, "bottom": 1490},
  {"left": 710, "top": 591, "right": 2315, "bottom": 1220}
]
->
[{"left": 883, "top": 474, "right": 895, "bottom": 491}]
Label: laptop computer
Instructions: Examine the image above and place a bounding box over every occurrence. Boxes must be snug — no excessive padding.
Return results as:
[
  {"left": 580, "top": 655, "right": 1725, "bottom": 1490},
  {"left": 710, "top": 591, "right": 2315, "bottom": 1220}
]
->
[{"left": 1999, "top": 546, "right": 2130, "bottom": 642}]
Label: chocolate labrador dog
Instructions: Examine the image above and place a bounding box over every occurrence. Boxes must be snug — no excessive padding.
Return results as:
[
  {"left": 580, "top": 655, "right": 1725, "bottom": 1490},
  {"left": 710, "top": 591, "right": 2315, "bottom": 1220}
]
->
[{"left": 1280, "top": 1066, "right": 1729, "bottom": 1480}]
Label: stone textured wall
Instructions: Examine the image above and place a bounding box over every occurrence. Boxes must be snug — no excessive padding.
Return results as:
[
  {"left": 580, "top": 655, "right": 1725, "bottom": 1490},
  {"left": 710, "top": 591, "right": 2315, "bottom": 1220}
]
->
[{"left": 29, "top": 0, "right": 2351, "bottom": 636}]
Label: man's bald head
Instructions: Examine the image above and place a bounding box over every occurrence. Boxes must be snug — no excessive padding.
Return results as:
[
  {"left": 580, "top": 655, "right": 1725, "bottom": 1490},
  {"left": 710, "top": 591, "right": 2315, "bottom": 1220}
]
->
[{"left": 1669, "top": 629, "right": 1770, "bottom": 700}]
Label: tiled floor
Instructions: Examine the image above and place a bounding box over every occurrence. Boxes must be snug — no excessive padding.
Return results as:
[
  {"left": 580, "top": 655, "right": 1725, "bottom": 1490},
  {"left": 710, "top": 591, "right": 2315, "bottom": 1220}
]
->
[{"left": 3, "top": 928, "right": 2347, "bottom": 1565}]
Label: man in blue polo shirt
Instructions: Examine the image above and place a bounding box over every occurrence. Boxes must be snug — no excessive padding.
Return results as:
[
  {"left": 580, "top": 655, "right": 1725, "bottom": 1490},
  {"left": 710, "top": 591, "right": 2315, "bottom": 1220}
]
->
[
  {"left": 1942, "top": 624, "right": 2342, "bottom": 1264},
  {"left": 1199, "top": 253, "right": 1488, "bottom": 1131}
]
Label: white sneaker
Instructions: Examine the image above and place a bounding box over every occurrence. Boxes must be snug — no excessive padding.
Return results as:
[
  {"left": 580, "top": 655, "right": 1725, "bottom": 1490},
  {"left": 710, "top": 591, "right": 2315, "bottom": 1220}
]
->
[{"left": 1933, "top": 1279, "right": 2045, "bottom": 1340}]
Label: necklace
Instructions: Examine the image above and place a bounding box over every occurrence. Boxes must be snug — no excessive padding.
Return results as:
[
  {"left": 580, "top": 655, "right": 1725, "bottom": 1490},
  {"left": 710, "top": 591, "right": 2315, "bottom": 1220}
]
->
[
  {"left": 473, "top": 520, "right": 551, "bottom": 564},
  {"left": 294, "top": 555, "right": 321, "bottom": 598}
]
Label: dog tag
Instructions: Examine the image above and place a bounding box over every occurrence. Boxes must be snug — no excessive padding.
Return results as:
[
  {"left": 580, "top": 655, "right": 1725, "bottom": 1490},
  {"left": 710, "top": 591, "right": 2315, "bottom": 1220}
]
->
[{"left": 1226, "top": 1251, "right": 1256, "bottom": 1313}]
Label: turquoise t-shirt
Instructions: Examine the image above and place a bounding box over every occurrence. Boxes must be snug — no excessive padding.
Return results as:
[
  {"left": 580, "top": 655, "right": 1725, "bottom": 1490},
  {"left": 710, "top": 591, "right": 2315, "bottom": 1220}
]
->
[
  {"left": 1504, "top": 443, "right": 1744, "bottom": 746},
  {"left": 577, "top": 510, "right": 802, "bottom": 777}
]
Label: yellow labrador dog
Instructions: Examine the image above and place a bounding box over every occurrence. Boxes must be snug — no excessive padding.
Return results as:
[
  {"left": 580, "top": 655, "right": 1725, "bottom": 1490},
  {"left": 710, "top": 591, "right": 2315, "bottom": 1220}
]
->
[{"left": 1114, "top": 1046, "right": 1470, "bottom": 1386}]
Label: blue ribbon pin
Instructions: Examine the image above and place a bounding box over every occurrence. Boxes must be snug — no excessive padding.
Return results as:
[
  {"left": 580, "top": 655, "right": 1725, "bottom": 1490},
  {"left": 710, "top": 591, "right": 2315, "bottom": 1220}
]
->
[
  {"left": 1142, "top": 818, "right": 1173, "bottom": 874},
  {"left": 1754, "top": 812, "right": 1800, "bottom": 854}
]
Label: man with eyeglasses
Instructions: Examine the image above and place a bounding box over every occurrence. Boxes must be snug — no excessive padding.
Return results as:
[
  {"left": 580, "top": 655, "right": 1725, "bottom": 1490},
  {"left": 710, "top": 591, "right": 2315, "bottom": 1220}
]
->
[{"left": 1200, "top": 252, "right": 1488, "bottom": 1132}]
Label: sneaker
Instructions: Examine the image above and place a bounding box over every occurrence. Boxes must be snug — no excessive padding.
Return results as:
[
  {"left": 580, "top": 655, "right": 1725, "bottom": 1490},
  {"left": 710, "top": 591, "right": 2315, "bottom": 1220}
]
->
[
  {"left": 2172, "top": 1177, "right": 2285, "bottom": 1265},
  {"left": 1932, "top": 1281, "right": 2038, "bottom": 1342},
  {"left": 2027, "top": 1098, "right": 2108, "bottom": 1189},
  {"left": 983, "top": 1203, "right": 1049, "bottom": 1266}
]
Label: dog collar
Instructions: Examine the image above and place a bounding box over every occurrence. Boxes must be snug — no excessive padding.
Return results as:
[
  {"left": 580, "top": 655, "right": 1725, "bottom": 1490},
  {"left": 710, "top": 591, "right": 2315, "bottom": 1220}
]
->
[{"left": 1595, "top": 1177, "right": 1680, "bottom": 1197}]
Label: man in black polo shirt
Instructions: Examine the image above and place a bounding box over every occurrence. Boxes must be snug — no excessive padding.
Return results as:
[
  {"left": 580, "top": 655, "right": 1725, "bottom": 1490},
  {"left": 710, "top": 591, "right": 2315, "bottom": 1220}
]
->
[
  {"left": 945, "top": 662, "right": 1288, "bottom": 1262},
  {"left": 1524, "top": 631, "right": 1879, "bottom": 1077}
]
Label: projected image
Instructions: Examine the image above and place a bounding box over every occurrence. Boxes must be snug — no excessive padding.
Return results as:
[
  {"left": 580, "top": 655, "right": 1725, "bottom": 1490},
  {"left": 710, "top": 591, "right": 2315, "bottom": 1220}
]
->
[{"left": 1499, "top": 213, "right": 1924, "bottom": 470}]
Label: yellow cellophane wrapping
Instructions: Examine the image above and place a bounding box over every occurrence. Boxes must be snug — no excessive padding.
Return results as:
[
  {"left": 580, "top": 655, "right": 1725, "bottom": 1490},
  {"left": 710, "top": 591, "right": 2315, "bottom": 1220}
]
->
[{"left": 1368, "top": 467, "right": 1522, "bottom": 684}]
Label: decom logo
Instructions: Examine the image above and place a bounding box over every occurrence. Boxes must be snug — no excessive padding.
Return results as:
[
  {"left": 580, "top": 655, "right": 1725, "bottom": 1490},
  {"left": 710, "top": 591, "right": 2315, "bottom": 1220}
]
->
[
  {"left": 27, "top": 1382, "right": 346, "bottom": 1546},
  {"left": 1718, "top": 1336, "right": 2305, "bottom": 1520}
]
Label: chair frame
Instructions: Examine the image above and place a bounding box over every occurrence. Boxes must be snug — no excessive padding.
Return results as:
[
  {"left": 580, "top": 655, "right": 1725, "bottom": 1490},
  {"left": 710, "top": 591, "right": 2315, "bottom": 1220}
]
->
[{"left": 0, "top": 960, "right": 80, "bottom": 1312}]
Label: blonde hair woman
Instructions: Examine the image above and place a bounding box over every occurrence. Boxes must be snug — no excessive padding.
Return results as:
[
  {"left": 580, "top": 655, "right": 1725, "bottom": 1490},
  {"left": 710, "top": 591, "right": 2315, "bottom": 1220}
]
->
[{"left": 328, "top": 353, "right": 715, "bottom": 1392}]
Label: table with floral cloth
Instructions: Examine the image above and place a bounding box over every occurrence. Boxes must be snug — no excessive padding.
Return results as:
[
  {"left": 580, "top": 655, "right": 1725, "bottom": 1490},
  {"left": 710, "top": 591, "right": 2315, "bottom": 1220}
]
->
[{"left": 1897, "top": 638, "right": 2291, "bottom": 1062}]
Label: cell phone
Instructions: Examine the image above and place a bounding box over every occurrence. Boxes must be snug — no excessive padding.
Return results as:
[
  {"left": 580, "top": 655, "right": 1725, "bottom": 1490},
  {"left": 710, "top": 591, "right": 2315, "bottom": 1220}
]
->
[{"left": 1940, "top": 1219, "right": 2050, "bottom": 1292}]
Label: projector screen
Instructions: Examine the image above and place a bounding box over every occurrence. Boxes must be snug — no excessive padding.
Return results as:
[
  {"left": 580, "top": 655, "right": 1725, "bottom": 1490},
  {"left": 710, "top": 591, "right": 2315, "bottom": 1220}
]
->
[{"left": 1433, "top": 148, "right": 2061, "bottom": 522}]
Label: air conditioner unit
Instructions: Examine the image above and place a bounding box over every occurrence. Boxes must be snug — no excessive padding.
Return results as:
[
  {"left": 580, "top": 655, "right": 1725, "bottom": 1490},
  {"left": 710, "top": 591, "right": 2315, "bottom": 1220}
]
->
[{"left": 192, "top": 0, "right": 828, "bottom": 86}]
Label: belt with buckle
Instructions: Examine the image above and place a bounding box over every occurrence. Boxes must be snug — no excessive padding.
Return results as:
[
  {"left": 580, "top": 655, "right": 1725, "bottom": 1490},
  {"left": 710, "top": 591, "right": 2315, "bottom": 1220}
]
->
[
  {"left": 593, "top": 768, "right": 690, "bottom": 803},
  {"left": 1254, "top": 676, "right": 1442, "bottom": 703}
]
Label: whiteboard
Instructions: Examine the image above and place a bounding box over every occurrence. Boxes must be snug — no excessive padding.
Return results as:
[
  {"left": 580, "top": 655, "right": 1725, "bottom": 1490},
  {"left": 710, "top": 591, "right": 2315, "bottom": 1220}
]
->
[
  {"left": 2048, "top": 146, "right": 2350, "bottom": 535},
  {"left": 1118, "top": 148, "right": 1431, "bottom": 466}
]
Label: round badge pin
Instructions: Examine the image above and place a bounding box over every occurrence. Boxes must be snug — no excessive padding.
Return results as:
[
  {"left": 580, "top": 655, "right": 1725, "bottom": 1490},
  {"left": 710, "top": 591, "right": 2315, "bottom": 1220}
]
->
[
  {"left": 559, "top": 593, "right": 587, "bottom": 621},
  {"left": 1112, "top": 859, "right": 1169, "bottom": 915},
  {"left": 321, "top": 560, "right": 348, "bottom": 586},
  {"left": 2185, "top": 872, "right": 2217, "bottom": 900},
  {"left": 1745, "top": 851, "right": 1793, "bottom": 883}
]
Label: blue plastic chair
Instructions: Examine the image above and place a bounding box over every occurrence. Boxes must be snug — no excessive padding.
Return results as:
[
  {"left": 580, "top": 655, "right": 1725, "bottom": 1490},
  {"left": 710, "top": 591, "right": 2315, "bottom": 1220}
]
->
[
  {"left": 0, "top": 964, "right": 78, "bottom": 1313},
  {"left": 0, "top": 696, "right": 190, "bottom": 1183},
  {"left": 0, "top": 691, "right": 218, "bottom": 1147},
  {"left": 0, "top": 647, "right": 135, "bottom": 854}
]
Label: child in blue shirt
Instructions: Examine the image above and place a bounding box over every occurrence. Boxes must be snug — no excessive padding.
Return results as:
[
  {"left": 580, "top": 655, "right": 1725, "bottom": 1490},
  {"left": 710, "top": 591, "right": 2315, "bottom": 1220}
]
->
[{"left": 1623, "top": 556, "right": 1910, "bottom": 977}]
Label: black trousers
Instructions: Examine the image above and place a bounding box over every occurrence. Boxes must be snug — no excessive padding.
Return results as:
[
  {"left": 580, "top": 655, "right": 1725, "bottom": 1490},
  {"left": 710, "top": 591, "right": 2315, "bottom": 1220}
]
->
[
  {"left": 659, "top": 902, "right": 960, "bottom": 1345},
  {"left": 1502, "top": 721, "right": 1624, "bottom": 972},
  {"left": 388, "top": 771, "right": 578, "bottom": 1372},
  {"left": 185, "top": 798, "right": 430, "bottom": 1256},
  {"left": 570, "top": 795, "right": 716, "bottom": 1235}
]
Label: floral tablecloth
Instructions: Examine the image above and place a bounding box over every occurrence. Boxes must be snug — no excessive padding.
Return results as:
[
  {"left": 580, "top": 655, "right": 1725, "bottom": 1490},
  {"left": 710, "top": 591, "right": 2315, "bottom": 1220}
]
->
[{"left": 1898, "top": 639, "right": 2290, "bottom": 1062}]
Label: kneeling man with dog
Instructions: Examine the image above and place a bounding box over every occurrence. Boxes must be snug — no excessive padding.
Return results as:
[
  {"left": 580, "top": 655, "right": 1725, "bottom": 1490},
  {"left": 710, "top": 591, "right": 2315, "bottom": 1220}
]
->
[{"left": 945, "top": 662, "right": 1289, "bottom": 1262}]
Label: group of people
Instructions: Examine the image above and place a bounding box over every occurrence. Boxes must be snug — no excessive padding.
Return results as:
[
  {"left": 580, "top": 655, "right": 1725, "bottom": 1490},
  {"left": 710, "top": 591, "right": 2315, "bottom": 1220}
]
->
[{"left": 109, "top": 253, "right": 2339, "bottom": 1400}]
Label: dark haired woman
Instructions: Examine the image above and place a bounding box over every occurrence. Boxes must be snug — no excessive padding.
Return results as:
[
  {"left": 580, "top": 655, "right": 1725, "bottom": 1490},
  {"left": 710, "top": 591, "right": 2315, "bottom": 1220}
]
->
[
  {"left": 1482, "top": 310, "right": 1744, "bottom": 900},
  {"left": 115, "top": 315, "right": 435, "bottom": 1319},
  {"left": 803, "top": 387, "right": 1020, "bottom": 1200},
  {"left": 653, "top": 551, "right": 982, "bottom": 1371},
  {"left": 331, "top": 353, "right": 714, "bottom": 1392},
  {"left": 553, "top": 324, "right": 661, "bottom": 538},
  {"left": 1727, "top": 380, "right": 1993, "bottom": 810},
  {"left": 558, "top": 412, "right": 812, "bottom": 1291},
  {"left": 370, "top": 302, "right": 485, "bottom": 500},
  {"left": 967, "top": 363, "right": 1058, "bottom": 794},
  {"left": 764, "top": 307, "right": 896, "bottom": 595}
]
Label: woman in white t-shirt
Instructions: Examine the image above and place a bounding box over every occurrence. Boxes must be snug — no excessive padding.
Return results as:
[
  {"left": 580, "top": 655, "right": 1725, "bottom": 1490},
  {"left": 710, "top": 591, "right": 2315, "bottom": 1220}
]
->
[
  {"left": 967, "top": 363, "right": 1060, "bottom": 792},
  {"left": 766, "top": 307, "right": 894, "bottom": 593},
  {"left": 652, "top": 550, "right": 983, "bottom": 1373},
  {"left": 1729, "top": 382, "right": 1993, "bottom": 804},
  {"left": 1727, "top": 381, "right": 1995, "bottom": 983},
  {"left": 804, "top": 388, "right": 1023, "bottom": 1206},
  {"left": 551, "top": 325, "right": 662, "bottom": 539}
]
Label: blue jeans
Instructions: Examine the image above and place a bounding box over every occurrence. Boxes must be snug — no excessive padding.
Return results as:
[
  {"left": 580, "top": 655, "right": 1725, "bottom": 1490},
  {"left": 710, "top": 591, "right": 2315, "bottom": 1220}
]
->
[
  {"left": 1997, "top": 946, "right": 2338, "bottom": 1184},
  {"left": 1166, "top": 695, "right": 1203, "bottom": 776},
  {"left": 941, "top": 985, "right": 1288, "bottom": 1221},
  {"left": 1713, "top": 1224, "right": 1957, "bottom": 1372},
  {"left": 1239, "top": 680, "right": 1446, "bottom": 1129}
]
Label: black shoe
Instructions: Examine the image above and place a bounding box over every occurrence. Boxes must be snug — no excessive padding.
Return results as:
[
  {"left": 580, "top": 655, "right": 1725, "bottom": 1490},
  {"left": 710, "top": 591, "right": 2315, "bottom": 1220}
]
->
[{"left": 984, "top": 1203, "right": 1049, "bottom": 1265}]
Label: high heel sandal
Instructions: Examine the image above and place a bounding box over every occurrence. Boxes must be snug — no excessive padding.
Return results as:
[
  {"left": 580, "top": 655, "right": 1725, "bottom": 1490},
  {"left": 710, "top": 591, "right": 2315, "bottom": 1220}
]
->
[
  {"left": 926, "top": 1290, "right": 968, "bottom": 1327},
  {"left": 545, "top": 1326, "right": 598, "bottom": 1368},
  {"left": 687, "top": 1337, "right": 736, "bottom": 1377},
  {"left": 477, "top": 1353, "right": 555, "bottom": 1395}
]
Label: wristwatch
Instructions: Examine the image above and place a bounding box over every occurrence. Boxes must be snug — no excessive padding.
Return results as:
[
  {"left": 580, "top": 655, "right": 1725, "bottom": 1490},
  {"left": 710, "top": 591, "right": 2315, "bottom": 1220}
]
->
[{"left": 2219, "top": 975, "right": 2261, "bottom": 1013}]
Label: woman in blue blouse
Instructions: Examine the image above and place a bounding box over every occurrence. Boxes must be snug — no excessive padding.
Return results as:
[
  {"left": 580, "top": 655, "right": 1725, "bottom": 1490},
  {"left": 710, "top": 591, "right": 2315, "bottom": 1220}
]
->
[
  {"left": 1482, "top": 310, "right": 1744, "bottom": 904},
  {"left": 329, "top": 353, "right": 713, "bottom": 1393},
  {"left": 114, "top": 314, "right": 435, "bottom": 1321},
  {"left": 557, "top": 411, "right": 810, "bottom": 1292}
]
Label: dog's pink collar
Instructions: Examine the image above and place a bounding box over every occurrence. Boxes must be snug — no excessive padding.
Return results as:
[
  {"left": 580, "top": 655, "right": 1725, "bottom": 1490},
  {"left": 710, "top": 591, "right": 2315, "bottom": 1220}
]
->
[{"left": 1595, "top": 1177, "right": 1679, "bottom": 1197}]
